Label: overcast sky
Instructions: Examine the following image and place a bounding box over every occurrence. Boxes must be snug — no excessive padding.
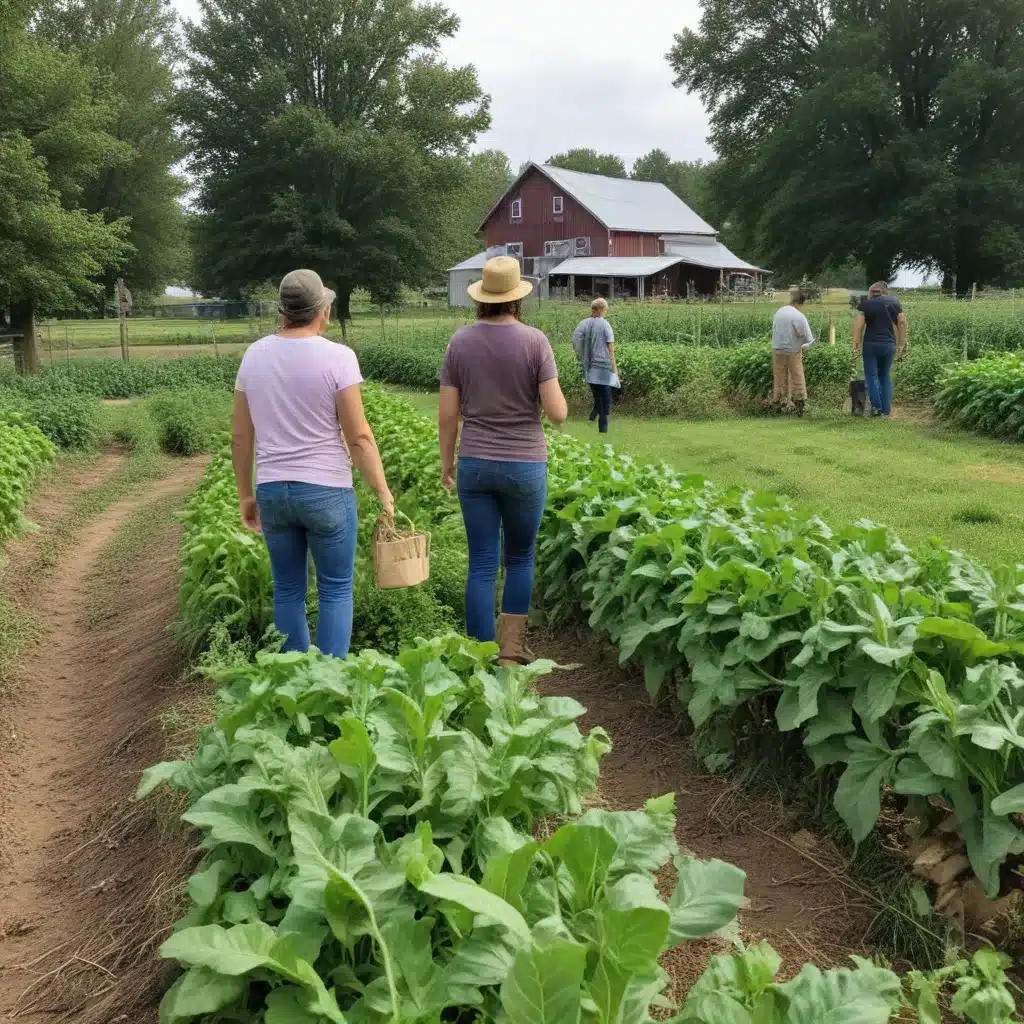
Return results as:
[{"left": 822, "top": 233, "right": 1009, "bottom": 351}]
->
[{"left": 167, "top": 0, "right": 713, "bottom": 170}]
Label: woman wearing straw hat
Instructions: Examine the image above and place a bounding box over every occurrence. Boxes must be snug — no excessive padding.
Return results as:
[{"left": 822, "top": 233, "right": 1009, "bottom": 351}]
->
[
  {"left": 232, "top": 268, "right": 394, "bottom": 659},
  {"left": 439, "top": 256, "right": 568, "bottom": 665}
]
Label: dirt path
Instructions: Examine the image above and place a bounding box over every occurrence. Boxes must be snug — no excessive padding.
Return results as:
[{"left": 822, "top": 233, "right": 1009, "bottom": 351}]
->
[
  {"left": 536, "top": 630, "right": 887, "bottom": 998},
  {"left": 0, "top": 456, "right": 206, "bottom": 1022}
]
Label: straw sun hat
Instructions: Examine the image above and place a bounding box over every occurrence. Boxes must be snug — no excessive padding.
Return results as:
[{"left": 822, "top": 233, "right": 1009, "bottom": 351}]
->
[{"left": 467, "top": 256, "right": 534, "bottom": 304}]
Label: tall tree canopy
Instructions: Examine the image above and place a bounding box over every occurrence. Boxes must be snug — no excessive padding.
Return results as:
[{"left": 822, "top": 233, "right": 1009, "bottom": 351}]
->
[
  {"left": 631, "top": 149, "right": 715, "bottom": 213},
  {"left": 436, "top": 149, "right": 514, "bottom": 268},
  {"left": 35, "top": 0, "right": 188, "bottom": 304},
  {"left": 670, "top": 0, "right": 1024, "bottom": 288},
  {"left": 547, "top": 148, "right": 627, "bottom": 178},
  {"left": 179, "top": 0, "right": 489, "bottom": 323},
  {"left": 0, "top": 0, "right": 129, "bottom": 369}
]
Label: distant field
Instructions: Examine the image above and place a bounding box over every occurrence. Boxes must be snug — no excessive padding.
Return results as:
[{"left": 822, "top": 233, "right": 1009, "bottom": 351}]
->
[{"left": 22, "top": 291, "right": 1024, "bottom": 359}]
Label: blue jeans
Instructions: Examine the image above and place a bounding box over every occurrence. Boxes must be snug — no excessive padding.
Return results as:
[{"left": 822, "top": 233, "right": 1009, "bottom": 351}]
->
[
  {"left": 255, "top": 482, "right": 357, "bottom": 658},
  {"left": 863, "top": 341, "right": 897, "bottom": 416},
  {"left": 457, "top": 458, "right": 548, "bottom": 642}
]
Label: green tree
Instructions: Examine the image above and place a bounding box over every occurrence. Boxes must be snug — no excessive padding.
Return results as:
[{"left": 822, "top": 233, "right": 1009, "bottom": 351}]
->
[
  {"left": 0, "top": 1, "right": 130, "bottom": 370},
  {"left": 179, "top": 0, "right": 490, "bottom": 332},
  {"left": 35, "top": 0, "right": 188, "bottom": 307},
  {"left": 669, "top": 0, "right": 1024, "bottom": 290},
  {"left": 435, "top": 149, "right": 513, "bottom": 269},
  {"left": 631, "top": 148, "right": 715, "bottom": 213},
  {"left": 547, "top": 148, "right": 627, "bottom": 178}
]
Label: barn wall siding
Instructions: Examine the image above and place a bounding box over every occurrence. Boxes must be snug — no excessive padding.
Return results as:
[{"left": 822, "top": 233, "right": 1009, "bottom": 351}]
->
[
  {"left": 484, "top": 167, "right": 608, "bottom": 259},
  {"left": 610, "top": 233, "right": 662, "bottom": 257}
]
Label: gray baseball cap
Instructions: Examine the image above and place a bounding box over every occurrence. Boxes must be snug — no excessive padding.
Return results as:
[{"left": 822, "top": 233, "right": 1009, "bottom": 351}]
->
[{"left": 278, "top": 269, "right": 336, "bottom": 320}]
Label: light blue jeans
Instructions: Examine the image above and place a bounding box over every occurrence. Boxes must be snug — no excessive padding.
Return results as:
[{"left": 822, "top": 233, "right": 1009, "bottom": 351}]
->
[{"left": 255, "top": 482, "right": 357, "bottom": 658}]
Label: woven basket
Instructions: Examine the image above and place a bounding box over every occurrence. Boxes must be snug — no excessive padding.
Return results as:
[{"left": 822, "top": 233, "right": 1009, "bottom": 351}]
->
[{"left": 372, "top": 514, "right": 431, "bottom": 590}]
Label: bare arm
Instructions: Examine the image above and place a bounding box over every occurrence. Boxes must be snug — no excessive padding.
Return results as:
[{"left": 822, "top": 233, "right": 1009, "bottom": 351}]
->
[
  {"left": 232, "top": 390, "right": 260, "bottom": 531},
  {"left": 540, "top": 378, "right": 569, "bottom": 426},
  {"left": 853, "top": 313, "right": 866, "bottom": 356},
  {"left": 439, "top": 385, "right": 460, "bottom": 490},
  {"left": 336, "top": 385, "right": 394, "bottom": 517},
  {"left": 896, "top": 312, "right": 908, "bottom": 357}
]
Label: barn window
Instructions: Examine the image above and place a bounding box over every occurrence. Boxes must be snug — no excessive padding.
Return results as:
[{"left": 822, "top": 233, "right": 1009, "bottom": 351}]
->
[
  {"left": 506, "top": 242, "right": 523, "bottom": 259},
  {"left": 553, "top": 196, "right": 564, "bottom": 215},
  {"left": 510, "top": 198, "right": 523, "bottom": 220}
]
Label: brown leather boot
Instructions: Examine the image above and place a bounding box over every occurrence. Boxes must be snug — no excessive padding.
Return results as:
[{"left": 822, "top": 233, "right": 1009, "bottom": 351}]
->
[{"left": 497, "top": 614, "right": 533, "bottom": 667}]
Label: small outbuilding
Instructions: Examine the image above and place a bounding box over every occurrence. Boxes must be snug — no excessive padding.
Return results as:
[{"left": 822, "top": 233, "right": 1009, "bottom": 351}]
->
[{"left": 447, "top": 252, "right": 489, "bottom": 308}]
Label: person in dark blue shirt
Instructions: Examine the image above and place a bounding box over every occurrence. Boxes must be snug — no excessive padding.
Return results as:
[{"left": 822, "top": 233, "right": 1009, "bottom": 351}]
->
[{"left": 853, "top": 282, "right": 908, "bottom": 417}]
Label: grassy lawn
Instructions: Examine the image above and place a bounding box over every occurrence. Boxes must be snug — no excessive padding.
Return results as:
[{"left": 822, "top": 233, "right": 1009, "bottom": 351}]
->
[{"left": 396, "top": 390, "right": 1024, "bottom": 568}]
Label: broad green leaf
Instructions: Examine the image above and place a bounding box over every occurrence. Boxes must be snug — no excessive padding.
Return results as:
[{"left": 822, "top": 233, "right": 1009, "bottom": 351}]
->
[
  {"left": 329, "top": 718, "right": 377, "bottom": 814},
  {"left": 912, "top": 729, "right": 960, "bottom": 779},
  {"left": 601, "top": 874, "right": 671, "bottom": 969},
  {"left": 775, "top": 960, "right": 903, "bottom": 1023},
  {"left": 833, "top": 751, "right": 897, "bottom": 844},
  {"left": 501, "top": 939, "right": 586, "bottom": 1024},
  {"left": 482, "top": 840, "right": 539, "bottom": 910},
  {"left": 182, "top": 795, "right": 275, "bottom": 858},
  {"left": 160, "top": 922, "right": 277, "bottom": 975},
  {"left": 264, "top": 986, "right": 323, "bottom": 1024},
  {"left": 543, "top": 823, "right": 619, "bottom": 911},
  {"left": 991, "top": 783, "right": 1024, "bottom": 815},
  {"left": 444, "top": 925, "right": 518, "bottom": 989},
  {"left": 138, "top": 760, "right": 187, "bottom": 799},
  {"left": 852, "top": 667, "right": 906, "bottom": 724},
  {"left": 666, "top": 856, "right": 746, "bottom": 947},
  {"left": 158, "top": 967, "right": 246, "bottom": 1023},
  {"left": 187, "top": 860, "right": 231, "bottom": 909},
  {"left": 802, "top": 692, "right": 855, "bottom": 748},
  {"left": 415, "top": 872, "right": 531, "bottom": 947},
  {"left": 892, "top": 756, "right": 945, "bottom": 797}
]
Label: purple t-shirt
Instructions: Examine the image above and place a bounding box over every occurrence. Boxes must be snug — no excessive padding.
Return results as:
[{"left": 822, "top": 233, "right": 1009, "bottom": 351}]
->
[
  {"left": 440, "top": 321, "right": 558, "bottom": 463},
  {"left": 235, "top": 335, "right": 363, "bottom": 488}
]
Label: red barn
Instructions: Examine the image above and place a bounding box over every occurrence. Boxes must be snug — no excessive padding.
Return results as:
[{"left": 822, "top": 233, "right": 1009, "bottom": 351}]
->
[{"left": 457, "top": 162, "right": 766, "bottom": 303}]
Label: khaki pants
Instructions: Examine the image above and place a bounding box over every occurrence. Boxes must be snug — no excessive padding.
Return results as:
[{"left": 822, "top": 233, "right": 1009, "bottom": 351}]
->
[{"left": 772, "top": 350, "right": 807, "bottom": 401}]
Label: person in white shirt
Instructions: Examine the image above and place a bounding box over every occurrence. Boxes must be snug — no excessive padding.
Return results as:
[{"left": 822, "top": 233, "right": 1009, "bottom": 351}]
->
[{"left": 770, "top": 288, "right": 815, "bottom": 416}]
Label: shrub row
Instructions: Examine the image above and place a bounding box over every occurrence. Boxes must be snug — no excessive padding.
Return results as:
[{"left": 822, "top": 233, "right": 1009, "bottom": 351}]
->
[
  {"left": 936, "top": 353, "right": 1024, "bottom": 441},
  {"left": 0, "top": 412, "right": 57, "bottom": 542},
  {"left": 353, "top": 336, "right": 960, "bottom": 411},
  {"left": 0, "top": 355, "right": 240, "bottom": 400}
]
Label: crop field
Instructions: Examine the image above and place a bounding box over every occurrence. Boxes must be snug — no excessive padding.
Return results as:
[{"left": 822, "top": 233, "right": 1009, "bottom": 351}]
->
[
  {"left": 0, "top": 354, "right": 1022, "bottom": 1020},
  {"left": 16, "top": 291, "right": 1024, "bottom": 360}
]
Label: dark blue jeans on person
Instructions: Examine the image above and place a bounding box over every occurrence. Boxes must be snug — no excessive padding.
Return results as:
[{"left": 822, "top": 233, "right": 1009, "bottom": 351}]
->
[
  {"left": 255, "top": 482, "right": 357, "bottom": 658},
  {"left": 589, "top": 383, "right": 613, "bottom": 434},
  {"left": 456, "top": 457, "right": 548, "bottom": 642},
  {"left": 862, "top": 341, "right": 897, "bottom": 416}
]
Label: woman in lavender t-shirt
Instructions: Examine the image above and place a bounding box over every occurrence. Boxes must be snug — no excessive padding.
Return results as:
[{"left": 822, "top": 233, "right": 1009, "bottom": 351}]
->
[{"left": 232, "top": 269, "right": 394, "bottom": 658}]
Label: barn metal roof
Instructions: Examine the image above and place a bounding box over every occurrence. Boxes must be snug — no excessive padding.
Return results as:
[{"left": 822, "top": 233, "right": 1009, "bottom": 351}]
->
[
  {"left": 550, "top": 256, "right": 686, "bottom": 277},
  {"left": 661, "top": 240, "right": 768, "bottom": 273},
  {"left": 447, "top": 251, "right": 489, "bottom": 272},
  {"left": 538, "top": 165, "right": 717, "bottom": 235},
  {"left": 478, "top": 163, "right": 718, "bottom": 236}
]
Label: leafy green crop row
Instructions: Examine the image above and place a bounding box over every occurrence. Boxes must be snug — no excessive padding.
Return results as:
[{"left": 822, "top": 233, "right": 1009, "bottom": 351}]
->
[
  {"left": 0, "top": 355, "right": 240, "bottom": 400},
  {"left": 0, "top": 411, "right": 57, "bottom": 542},
  {"left": 936, "top": 353, "right": 1024, "bottom": 442},
  {"left": 360, "top": 388, "right": 1024, "bottom": 904}
]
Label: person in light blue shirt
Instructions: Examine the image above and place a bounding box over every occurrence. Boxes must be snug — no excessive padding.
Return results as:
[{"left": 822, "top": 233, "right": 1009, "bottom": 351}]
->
[{"left": 573, "top": 298, "right": 620, "bottom": 434}]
